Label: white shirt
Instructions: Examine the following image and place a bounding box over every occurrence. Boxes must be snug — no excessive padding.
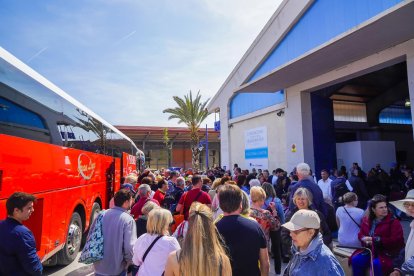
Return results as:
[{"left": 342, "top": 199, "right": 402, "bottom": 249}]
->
[
  {"left": 317, "top": 178, "right": 332, "bottom": 200},
  {"left": 406, "top": 221, "right": 414, "bottom": 262},
  {"left": 133, "top": 234, "right": 180, "bottom": 276},
  {"left": 336, "top": 206, "right": 364, "bottom": 247},
  {"left": 345, "top": 179, "right": 354, "bottom": 192},
  {"left": 272, "top": 175, "right": 278, "bottom": 185},
  {"left": 172, "top": 220, "right": 188, "bottom": 239},
  {"left": 212, "top": 192, "right": 224, "bottom": 220}
]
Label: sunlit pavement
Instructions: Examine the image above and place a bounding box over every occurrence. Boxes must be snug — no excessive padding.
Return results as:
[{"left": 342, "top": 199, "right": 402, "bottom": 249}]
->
[{"left": 43, "top": 253, "right": 93, "bottom": 276}]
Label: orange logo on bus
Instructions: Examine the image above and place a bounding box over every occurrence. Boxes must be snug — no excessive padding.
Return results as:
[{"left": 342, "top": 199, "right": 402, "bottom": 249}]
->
[{"left": 78, "top": 153, "right": 96, "bottom": 180}]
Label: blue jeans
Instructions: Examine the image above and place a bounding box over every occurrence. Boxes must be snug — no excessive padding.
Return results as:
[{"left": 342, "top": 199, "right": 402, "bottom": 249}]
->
[{"left": 351, "top": 252, "right": 382, "bottom": 276}]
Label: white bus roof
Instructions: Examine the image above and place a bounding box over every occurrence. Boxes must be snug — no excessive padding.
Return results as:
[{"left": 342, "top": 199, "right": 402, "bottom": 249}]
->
[{"left": 0, "top": 47, "right": 137, "bottom": 150}]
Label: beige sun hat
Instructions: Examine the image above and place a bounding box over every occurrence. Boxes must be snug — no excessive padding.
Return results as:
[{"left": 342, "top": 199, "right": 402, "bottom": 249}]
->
[
  {"left": 390, "top": 189, "right": 414, "bottom": 213},
  {"left": 282, "top": 209, "right": 320, "bottom": 231}
]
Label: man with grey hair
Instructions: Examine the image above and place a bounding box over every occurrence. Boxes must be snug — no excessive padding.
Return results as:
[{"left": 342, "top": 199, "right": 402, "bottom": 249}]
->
[
  {"left": 171, "top": 176, "right": 185, "bottom": 210},
  {"left": 249, "top": 179, "right": 261, "bottom": 188},
  {"left": 288, "top": 162, "right": 326, "bottom": 216},
  {"left": 130, "top": 184, "right": 159, "bottom": 219}
]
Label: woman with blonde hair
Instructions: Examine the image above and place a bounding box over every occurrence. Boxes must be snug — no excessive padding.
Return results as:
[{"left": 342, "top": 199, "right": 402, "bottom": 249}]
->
[
  {"left": 208, "top": 177, "right": 222, "bottom": 201},
  {"left": 212, "top": 180, "right": 237, "bottom": 220},
  {"left": 335, "top": 192, "right": 364, "bottom": 247},
  {"left": 165, "top": 202, "right": 231, "bottom": 276},
  {"left": 261, "top": 182, "right": 284, "bottom": 274},
  {"left": 136, "top": 201, "right": 160, "bottom": 238},
  {"left": 249, "top": 186, "right": 281, "bottom": 254},
  {"left": 132, "top": 208, "right": 180, "bottom": 276}
]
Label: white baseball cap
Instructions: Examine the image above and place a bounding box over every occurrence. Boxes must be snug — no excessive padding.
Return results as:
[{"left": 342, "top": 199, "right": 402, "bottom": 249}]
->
[
  {"left": 282, "top": 209, "right": 320, "bottom": 231},
  {"left": 390, "top": 189, "right": 414, "bottom": 213}
]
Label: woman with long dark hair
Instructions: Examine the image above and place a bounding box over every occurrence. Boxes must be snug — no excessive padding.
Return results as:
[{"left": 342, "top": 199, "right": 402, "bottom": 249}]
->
[{"left": 351, "top": 194, "right": 404, "bottom": 275}]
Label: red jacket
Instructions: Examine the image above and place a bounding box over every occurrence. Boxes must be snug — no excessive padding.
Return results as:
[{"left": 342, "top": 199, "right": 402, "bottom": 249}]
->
[
  {"left": 358, "top": 213, "right": 405, "bottom": 274},
  {"left": 153, "top": 189, "right": 166, "bottom": 206}
]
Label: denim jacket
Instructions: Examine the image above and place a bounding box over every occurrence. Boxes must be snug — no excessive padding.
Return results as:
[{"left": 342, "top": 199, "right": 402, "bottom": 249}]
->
[{"left": 283, "top": 233, "right": 344, "bottom": 276}]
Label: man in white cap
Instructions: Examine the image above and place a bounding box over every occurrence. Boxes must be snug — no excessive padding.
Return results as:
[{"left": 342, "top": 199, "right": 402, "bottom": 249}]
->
[
  {"left": 390, "top": 189, "right": 414, "bottom": 275},
  {"left": 282, "top": 209, "right": 344, "bottom": 276}
]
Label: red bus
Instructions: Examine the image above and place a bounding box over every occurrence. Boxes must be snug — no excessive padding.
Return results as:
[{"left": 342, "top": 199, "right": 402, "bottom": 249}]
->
[{"left": 0, "top": 47, "right": 145, "bottom": 265}]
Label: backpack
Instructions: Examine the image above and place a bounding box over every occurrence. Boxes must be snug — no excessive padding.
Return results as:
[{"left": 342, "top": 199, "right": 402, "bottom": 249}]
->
[
  {"left": 163, "top": 193, "right": 176, "bottom": 211},
  {"left": 332, "top": 178, "right": 350, "bottom": 203}
]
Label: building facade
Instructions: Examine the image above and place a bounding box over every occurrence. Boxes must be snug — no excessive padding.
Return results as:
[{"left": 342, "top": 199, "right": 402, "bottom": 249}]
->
[
  {"left": 116, "top": 126, "right": 220, "bottom": 170},
  {"left": 208, "top": 0, "right": 414, "bottom": 174}
]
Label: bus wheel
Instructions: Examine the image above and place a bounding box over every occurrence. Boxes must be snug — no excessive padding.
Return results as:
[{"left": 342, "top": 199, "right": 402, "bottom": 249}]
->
[
  {"left": 57, "top": 212, "right": 82, "bottom": 265},
  {"left": 90, "top": 202, "right": 101, "bottom": 227}
]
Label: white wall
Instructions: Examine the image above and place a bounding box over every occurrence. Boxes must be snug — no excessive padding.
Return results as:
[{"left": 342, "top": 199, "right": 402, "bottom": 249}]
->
[
  {"left": 229, "top": 111, "right": 286, "bottom": 170},
  {"left": 336, "top": 141, "right": 396, "bottom": 173},
  {"left": 336, "top": 141, "right": 363, "bottom": 170},
  {"left": 360, "top": 141, "right": 396, "bottom": 173}
]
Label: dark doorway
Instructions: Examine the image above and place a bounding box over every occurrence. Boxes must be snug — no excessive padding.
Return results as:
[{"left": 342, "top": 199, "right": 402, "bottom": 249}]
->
[{"left": 311, "top": 61, "right": 413, "bottom": 176}]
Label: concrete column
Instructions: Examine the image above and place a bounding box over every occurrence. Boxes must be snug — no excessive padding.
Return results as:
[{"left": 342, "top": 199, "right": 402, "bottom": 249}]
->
[
  {"left": 285, "top": 88, "right": 315, "bottom": 171},
  {"left": 407, "top": 52, "right": 414, "bottom": 140},
  {"left": 301, "top": 92, "right": 315, "bottom": 170},
  {"left": 219, "top": 105, "right": 230, "bottom": 170}
]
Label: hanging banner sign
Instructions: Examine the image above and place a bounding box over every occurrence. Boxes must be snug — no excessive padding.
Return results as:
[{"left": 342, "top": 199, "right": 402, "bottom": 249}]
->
[{"left": 244, "top": 126, "right": 268, "bottom": 169}]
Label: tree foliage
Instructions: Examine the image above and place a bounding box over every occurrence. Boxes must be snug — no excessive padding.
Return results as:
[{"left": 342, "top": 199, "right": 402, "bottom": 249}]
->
[{"left": 163, "top": 90, "right": 209, "bottom": 170}]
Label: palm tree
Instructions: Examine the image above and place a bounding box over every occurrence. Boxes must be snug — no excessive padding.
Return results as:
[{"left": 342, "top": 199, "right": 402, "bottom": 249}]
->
[{"left": 163, "top": 91, "right": 209, "bottom": 171}]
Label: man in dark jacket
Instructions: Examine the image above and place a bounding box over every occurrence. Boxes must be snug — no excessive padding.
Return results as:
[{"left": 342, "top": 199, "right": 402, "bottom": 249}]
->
[
  {"left": 331, "top": 169, "right": 354, "bottom": 209},
  {"left": 289, "top": 163, "right": 327, "bottom": 217},
  {"left": 349, "top": 168, "right": 369, "bottom": 209},
  {"left": 0, "top": 192, "right": 42, "bottom": 275}
]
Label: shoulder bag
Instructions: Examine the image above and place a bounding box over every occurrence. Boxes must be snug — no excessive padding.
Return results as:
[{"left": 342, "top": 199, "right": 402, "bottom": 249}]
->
[
  {"left": 176, "top": 221, "right": 186, "bottom": 246},
  {"left": 131, "top": 235, "right": 163, "bottom": 276},
  {"left": 78, "top": 210, "right": 106, "bottom": 264},
  {"left": 343, "top": 206, "right": 360, "bottom": 228}
]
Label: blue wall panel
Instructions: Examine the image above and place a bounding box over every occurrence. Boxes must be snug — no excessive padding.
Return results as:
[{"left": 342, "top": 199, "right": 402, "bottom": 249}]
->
[
  {"left": 311, "top": 94, "right": 337, "bottom": 177},
  {"left": 230, "top": 91, "right": 284, "bottom": 119},
  {"left": 379, "top": 106, "right": 412, "bottom": 124},
  {"left": 249, "top": 0, "right": 403, "bottom": 82}
]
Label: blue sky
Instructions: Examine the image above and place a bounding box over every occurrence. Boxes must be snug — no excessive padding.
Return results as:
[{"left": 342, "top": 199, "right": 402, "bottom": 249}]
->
[{"left": 0, "top": 0, "right": 281, "bottom": 127}]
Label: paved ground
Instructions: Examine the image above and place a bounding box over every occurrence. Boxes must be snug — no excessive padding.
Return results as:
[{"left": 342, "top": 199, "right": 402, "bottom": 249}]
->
[
  {"left": 44, "top": 256, "right": 284, "bottom": 276},
  {"left": 43, "top": 254, "right": 93, "bottom": 276},
  {"left": 44, "top": 219, "right": 412, "bottom": 275}
]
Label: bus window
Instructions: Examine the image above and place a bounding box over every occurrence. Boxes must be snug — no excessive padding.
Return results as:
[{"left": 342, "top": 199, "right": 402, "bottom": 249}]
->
[
  {"left": 60, "top": 100, "right": 105, "bottom": 153},
  {"left": 0, "top": 96, "right": 50, "bottom": 143}
]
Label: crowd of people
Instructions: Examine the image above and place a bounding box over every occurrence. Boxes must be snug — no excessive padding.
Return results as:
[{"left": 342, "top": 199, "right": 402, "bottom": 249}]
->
[{"left": 1, "top": 162, "right": 413, "bottom": 276}]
